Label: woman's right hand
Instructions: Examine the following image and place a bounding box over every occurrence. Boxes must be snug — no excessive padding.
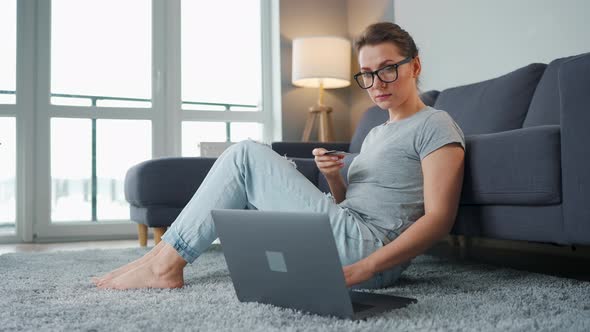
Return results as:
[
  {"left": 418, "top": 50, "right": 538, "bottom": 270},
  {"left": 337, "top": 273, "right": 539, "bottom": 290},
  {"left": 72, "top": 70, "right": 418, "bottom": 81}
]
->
[{"left": 312, "top": 148, "right": 345, "bottom": 179}]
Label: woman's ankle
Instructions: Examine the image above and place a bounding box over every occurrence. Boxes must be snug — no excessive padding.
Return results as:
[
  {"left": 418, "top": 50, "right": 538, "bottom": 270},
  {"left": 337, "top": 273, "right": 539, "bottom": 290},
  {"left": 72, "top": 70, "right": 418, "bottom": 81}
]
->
[{"left": 152, "top": 243, "right": 187, "bottom": 276}]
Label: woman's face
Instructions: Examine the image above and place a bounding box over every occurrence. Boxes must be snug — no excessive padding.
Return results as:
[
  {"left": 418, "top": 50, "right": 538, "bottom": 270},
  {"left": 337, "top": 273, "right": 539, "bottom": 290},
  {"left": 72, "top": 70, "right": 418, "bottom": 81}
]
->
[{"left": 357, "top": 42, "right": 418, "bottom": 110}]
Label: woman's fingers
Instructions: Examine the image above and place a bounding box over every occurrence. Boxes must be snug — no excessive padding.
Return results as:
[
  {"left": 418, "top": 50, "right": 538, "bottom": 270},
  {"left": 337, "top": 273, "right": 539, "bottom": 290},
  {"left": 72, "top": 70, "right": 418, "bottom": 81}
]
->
[
  {"left": 317, "top": 159, "right": 344, "bottom": 167},
  {"left": 316, "top": 155, "right": 344, "bottom": 162},
  {"left": 312, "top": 148, "right": 327, "bottom": 156}
]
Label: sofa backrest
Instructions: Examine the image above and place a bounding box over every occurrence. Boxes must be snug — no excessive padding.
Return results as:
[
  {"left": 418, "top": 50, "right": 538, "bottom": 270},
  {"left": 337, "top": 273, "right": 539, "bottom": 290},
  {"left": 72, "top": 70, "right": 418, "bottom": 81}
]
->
[
  {"left": 433, "top": 63, "right": 546, "bottom": 136},
  {"left": 349, "top": 90, "right": 440, "bottom": 153},
  {"left": 522, "top": 53, "right": 588, "bottom": 127}
]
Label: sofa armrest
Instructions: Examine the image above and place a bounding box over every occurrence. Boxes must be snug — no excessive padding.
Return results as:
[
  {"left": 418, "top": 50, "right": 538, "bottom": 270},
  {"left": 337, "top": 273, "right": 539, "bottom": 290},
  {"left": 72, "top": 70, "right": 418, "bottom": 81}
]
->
[
  {"left": 271, "top": 141, "right": 350, "bottom": 158},
  {"left": 125, "top": 155, "right": 322, "bottom": 209},
  {"left": 462, "top": 125, "right": 561, "bottom": 205},
  {"left": 289, "top": 158, "right": 320, "bottom": 186},
  {"left": 559, "top": 53, "right": 590, "bottom": 245},
  {"left": 125, "top": 157, "right": 217, "bottom": 208}
]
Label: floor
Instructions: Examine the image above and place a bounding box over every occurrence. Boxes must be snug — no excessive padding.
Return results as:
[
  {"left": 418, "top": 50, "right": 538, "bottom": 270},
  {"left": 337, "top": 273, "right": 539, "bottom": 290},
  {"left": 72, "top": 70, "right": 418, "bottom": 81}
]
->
[
  {"left": 0, "top": 239, "right": 140, "bottom": 256},
  {"left": 1, "top": 238, "right": 589, "bottom": 282}
]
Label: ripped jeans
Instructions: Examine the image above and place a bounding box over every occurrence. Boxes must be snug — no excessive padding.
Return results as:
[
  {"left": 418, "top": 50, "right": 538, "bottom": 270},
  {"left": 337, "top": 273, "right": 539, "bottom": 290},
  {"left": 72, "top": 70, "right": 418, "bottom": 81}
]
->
[{"left": 161, "top": 139, "right": 411, "bottom": 289}]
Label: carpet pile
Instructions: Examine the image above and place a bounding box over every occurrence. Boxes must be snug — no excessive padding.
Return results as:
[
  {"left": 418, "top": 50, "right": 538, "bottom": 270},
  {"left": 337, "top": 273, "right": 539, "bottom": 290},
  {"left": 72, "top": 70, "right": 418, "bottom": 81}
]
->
[{"left": 1, "top": 245, "right": 588, "bottom": 331}]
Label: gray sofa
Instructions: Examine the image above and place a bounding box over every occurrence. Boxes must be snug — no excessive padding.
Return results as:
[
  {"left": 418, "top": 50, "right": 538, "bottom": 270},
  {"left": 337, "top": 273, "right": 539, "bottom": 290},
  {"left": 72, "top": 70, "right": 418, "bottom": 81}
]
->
[{"left": 125, "top": 52, "right": 590, "bottom": 247}]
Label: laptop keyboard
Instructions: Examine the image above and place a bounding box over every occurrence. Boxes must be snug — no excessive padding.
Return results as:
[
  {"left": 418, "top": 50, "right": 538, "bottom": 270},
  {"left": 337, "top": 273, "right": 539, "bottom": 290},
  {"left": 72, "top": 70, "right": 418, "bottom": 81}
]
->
[{"left": 352, "top": 302, "right": 375, "bottom": 313}]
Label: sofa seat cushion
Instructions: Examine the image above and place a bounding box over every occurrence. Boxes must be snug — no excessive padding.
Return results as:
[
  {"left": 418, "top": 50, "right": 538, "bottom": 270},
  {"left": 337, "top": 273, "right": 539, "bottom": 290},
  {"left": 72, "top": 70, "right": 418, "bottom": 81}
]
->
[
  {"left": 125, "top": 157, "right": 218, "bottom": 208},
  {"left": 130, "top": 205, "right": 183, "bottom": 228},
  {"left": 434, "top": 63, "right": 546, "bottom": 136},
  {"left": 461, "top": 125, "right": 561, "bottom": 205}
]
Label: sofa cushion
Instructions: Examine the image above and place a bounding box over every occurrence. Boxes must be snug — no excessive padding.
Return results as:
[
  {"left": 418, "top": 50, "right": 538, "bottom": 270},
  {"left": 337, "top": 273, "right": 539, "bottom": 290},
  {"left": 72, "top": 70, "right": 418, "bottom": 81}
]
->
[
  {"left": 130, "top": 205, "right": 183, "bottom": 227},
  {"left": 125, "top": 157, "right": 217, "bottom": 207},
  {"left": 349, "top": 107, "right": 388, "bottom": 153},
  {"left": 434, "top": 63, "right": 547, "bottom": 136},
  {"left": 461, "top": 125, "right": 561, "bottom": 205},
  {"left": 522, "top": 54, "right": 585, "bottom": 127}
]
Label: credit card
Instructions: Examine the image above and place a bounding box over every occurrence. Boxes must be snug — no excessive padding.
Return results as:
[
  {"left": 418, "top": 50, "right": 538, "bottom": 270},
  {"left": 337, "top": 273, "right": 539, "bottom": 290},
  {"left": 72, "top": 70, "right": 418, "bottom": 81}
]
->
[{"left": 324, "top": 150, "right": 350, "bottom": 155}]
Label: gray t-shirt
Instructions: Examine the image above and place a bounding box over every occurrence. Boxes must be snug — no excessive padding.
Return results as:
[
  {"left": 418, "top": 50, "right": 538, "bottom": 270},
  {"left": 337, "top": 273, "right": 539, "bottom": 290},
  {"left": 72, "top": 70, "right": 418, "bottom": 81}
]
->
[{"left": 339, "top": 106, "right": 465, "bottom": 242}]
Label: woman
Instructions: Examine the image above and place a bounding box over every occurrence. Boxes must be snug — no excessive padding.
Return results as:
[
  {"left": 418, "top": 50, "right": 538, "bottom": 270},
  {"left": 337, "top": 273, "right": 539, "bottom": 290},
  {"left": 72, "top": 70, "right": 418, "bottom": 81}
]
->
[{"left": 93, "top": 22, "right": 465, "bottom": 290}]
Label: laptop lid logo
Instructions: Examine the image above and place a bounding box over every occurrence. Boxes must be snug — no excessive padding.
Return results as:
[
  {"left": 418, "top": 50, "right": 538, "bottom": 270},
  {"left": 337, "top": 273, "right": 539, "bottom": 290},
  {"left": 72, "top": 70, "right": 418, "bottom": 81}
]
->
[{"left": 265, "top": 251, "right": 288, "bottom": 273}]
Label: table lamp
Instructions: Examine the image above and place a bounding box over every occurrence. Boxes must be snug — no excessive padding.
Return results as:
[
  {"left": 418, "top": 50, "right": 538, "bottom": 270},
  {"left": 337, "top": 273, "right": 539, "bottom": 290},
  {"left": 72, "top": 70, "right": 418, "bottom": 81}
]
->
[{"left": 292, "top": 36, "right": 351, "bottom": 142}]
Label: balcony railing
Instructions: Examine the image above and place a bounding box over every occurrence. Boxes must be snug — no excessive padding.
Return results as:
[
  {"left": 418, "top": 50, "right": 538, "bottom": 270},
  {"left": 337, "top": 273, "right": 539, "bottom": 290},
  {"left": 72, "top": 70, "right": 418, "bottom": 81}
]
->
[
  {"left": 1, "top": 89, "right": 257, "bottom": 111},
  {"left": 0, "top": 89, "right": 257, "bottom": 221}
]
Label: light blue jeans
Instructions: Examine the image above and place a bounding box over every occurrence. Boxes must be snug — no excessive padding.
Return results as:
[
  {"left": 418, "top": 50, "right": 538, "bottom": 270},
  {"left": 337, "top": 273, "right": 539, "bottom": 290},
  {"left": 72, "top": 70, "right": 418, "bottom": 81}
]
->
[{"left": 161, "top": 139, "right": 411, "bottom": 289}]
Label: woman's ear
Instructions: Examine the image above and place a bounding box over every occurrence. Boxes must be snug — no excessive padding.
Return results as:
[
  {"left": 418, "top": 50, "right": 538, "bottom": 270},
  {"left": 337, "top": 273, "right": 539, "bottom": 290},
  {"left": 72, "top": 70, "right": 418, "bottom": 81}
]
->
[{"left": 412, "top": 55, "right": 422, "bottom": 78}]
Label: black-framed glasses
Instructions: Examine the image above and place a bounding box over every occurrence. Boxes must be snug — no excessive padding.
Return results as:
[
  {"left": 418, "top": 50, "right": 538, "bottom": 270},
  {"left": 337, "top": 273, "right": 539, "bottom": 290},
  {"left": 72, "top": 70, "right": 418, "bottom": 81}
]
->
[{"left": 354, "top": 56, "right": 413, "bottom": 89}]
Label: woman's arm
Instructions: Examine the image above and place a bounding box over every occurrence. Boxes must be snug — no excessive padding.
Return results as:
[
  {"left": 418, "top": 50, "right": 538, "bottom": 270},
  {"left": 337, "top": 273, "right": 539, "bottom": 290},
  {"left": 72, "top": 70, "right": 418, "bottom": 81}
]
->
[
  {"left": 326, "top": 174, "right": 347, "bottom": 204},
  {"left": 343, "top": 143, "right": 464, "bottom": 286}
]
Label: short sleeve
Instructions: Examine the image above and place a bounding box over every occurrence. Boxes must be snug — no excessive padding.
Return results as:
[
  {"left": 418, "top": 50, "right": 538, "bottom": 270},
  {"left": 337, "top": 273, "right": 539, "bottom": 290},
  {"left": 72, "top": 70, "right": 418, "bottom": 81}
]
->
[{"left": 416, "top": 111, "right": 466, "bottom": 160}]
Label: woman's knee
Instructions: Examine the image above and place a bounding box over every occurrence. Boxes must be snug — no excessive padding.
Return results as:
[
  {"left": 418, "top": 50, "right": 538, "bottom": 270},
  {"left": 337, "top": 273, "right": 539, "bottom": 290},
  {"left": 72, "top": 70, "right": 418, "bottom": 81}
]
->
[{"left": 230, "top": 139, "right": 270, "bottom": 155}]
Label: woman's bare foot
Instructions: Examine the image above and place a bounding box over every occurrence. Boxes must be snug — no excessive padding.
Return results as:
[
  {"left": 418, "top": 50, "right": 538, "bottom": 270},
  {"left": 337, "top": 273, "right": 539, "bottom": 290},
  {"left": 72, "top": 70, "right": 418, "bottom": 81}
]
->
[
  {"left": 92, "top": 241, "right": 166, "bottom": 286},
  {"left": 96, "top": 242, "right": 187, "bottom": 290}
]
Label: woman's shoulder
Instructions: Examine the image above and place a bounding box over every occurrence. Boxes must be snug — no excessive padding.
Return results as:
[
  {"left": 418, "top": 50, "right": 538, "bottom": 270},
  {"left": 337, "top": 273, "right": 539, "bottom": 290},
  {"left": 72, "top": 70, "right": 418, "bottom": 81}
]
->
[
  {"left": 420, "top": 107, "right": 459, "bottom": 128},
  {"left": 421, "top": 106, "right": 451, "bottom": 119},
  {"left": 418, "top": 106, "right": 466, "bottom": 143}
]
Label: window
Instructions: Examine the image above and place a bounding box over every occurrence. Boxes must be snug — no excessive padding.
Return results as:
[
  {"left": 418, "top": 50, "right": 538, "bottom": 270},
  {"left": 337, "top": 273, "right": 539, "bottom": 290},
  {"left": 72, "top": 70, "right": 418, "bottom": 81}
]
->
[
  {"left": 3, "top": 0, "right": 276, "bottom": 240},
  {"left": 182, "top": 121, "right": 227, "bottom": 157},
  {"left": 181, "top": 0, "right": 264, "bottom": 154},
  {"left": 0, "top": 0, "right": 17, "bottom": 235},
  {"left": 181, "top": 121, "right": 264, "bottom": 157},
  {"left": 0, "top": 118, "right": 16, "bottom": 232},
  {"left": 49, "top": 0, "right": 153, "bottom": 223},
  {"left": 51, "top": 0, "right": 151, "bottom": 107},
  {"left": 0, "top": 0, "right": 17, "bottom": 104},
  {"left": 181, "top": 0, "right": 261, "bottom": 107}
]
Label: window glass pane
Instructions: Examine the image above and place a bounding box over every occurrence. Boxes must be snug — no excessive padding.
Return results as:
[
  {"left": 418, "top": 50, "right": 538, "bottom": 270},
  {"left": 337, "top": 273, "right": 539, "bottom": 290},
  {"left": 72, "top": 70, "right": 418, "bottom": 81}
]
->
[
  {"left": 230, "top": 122, "right": 263, "bottom": 142},
  {"left": 51, "top": 118, "right": 152, "bottom": 222},
  {"left": 0, "top": 0, "right": 17, "bottom": 104},
  {"left": 51, "top": 118, "right": 92, "bottom": 221},
  {"left": 96, "top": 120, "right": 151, "bottom": 220},
  {"left": 182, "top": 121, "right": 227, "bottom": 157},
  {"left": 51, "top": 0, "right": 151, "bottom": 107},
  {"left": 181, "top": 0, "right": 261, "bottom": 107},
  {"left": 0, "top": 117, "right": 16, "bottom": 233}
]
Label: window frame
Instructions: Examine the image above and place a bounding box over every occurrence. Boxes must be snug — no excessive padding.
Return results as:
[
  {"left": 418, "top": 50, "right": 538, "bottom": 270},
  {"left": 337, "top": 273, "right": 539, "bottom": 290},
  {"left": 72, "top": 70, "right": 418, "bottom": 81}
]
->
[{"left": 0, "top": 0, "right": 281, "bottom": 243}]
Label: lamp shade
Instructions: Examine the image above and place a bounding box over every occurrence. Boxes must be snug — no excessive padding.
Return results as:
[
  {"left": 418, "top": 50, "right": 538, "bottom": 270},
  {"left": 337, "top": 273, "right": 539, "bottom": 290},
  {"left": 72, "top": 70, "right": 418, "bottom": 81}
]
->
[{"left": 292, "top": 36, "right": 351, "bottom": 89}]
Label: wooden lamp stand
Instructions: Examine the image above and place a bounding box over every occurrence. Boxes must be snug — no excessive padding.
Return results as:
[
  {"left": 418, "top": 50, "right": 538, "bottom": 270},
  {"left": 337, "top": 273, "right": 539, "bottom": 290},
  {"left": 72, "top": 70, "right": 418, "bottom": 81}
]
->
[{"left": 301, "top": 82, "right": 335, "bottom": 142}]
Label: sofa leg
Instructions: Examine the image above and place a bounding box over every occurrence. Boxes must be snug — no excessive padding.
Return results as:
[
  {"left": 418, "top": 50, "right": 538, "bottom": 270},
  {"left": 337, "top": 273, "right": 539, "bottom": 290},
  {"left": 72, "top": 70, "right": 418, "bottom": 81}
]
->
[
  {"left": 138, "top": 224, "right": 148, "bottom": 247},
  {"left": 153, "top": 227, "right": 167, "bottom": 245}
]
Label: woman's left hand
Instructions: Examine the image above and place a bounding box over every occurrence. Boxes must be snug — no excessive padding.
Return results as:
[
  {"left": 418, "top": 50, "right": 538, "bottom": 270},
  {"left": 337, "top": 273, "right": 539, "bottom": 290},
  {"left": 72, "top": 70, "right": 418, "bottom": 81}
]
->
[{"left": 342, "top": 258, "right": 376, "bottom": 287}]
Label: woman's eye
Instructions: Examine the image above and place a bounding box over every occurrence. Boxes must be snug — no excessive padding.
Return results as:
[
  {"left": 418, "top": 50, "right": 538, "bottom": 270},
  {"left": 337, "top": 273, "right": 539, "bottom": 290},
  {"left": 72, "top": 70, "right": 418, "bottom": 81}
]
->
[{"left": 381, "top": 66, "right": 396, "bottom": 73}]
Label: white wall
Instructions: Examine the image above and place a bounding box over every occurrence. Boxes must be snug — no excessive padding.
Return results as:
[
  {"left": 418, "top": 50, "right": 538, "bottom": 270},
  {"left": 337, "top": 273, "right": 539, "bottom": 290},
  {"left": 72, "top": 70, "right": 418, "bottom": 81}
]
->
[{"left": 395, "top": 0, "right": 590, "bottom": 91}]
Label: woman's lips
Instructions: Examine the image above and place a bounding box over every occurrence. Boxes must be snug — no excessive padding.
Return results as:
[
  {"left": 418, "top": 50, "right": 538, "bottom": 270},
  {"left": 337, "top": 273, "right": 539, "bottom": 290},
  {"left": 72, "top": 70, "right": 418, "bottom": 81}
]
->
[{"left": 375, "top": 94, "right": 392, "bottom": 101}]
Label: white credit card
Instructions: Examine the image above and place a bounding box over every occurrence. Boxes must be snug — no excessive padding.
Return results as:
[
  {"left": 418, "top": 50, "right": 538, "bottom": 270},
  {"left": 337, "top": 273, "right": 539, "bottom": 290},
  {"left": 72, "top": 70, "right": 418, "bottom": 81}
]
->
[{"left": 324, "top": 150, "right": 350, "bottom": 155}]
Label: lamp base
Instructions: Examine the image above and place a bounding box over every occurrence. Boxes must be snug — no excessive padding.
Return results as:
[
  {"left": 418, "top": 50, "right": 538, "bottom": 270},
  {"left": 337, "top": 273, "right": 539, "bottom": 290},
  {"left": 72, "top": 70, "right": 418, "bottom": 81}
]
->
[{"left": 301, "top": 105, "right": 334, "bottom": 142}]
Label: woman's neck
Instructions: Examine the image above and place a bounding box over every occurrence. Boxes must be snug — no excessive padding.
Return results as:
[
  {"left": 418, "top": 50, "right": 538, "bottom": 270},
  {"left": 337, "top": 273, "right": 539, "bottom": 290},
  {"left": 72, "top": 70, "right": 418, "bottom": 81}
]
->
[{"left": 387, "top": 95, "right": 427, "bottom": 123}]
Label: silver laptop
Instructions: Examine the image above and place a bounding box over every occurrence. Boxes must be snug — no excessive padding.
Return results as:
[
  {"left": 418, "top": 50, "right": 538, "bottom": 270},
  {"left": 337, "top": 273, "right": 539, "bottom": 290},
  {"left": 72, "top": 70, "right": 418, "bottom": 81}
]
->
[{"left": 211, "top": 209, "right": 417, "bottom": 320}]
